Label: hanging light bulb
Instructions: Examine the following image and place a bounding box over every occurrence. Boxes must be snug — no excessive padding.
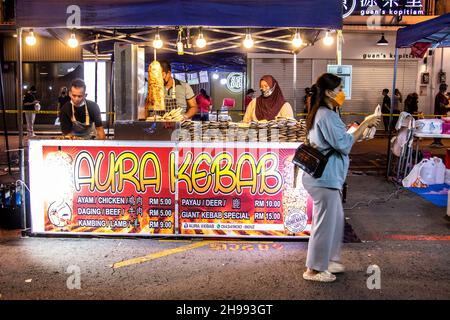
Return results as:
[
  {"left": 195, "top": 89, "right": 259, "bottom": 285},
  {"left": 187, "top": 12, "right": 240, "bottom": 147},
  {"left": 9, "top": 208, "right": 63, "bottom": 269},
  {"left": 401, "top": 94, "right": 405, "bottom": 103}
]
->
[
  {"left": 243, "top": 30, "right": 254, "bottom": 49},
  {"left": 292, "top": 30, "right": 303, "bottom": 48},
  {"left": 212, "top": 71, "right": 219, "bottom": 80},
  {"left": 323, "top": 31, "right": 334, "bottom": 46},
  {"left": 67, "top": 32, "right": 79, "bottom": 48},
  {"left": 196, "top": 29, "right": 207, "bottom": 48},
  {"left": 177, "top": 28, "right": 184, "bottom": 55},
  {"left": 220, "top": 78, "right": 227, "bottom": 85},
  {"left": 25, "top": 29, "right": 37, "bottom": 46},
  {"left": 153, "top": 29, "right": 163, "bottom": 49}
]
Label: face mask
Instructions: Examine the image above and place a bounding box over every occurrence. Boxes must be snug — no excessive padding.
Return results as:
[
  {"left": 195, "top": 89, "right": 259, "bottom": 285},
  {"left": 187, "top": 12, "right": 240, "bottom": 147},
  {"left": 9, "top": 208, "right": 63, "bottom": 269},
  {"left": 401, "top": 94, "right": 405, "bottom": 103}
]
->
[
  {"left": 261, "top": 83, "right": 276, "bottom": 97},
  {"left": 331, "top": 91, "right": 346, "bottom": 107}
]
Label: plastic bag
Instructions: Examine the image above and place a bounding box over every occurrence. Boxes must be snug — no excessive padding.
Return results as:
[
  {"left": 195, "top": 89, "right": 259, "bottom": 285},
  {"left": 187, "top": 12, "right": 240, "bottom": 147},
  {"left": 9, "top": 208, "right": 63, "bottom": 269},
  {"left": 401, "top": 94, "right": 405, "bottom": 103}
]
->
[
  {"left": 402, "top": 159, "right": 429, "bottom": 188},
  {"left": 361, "top": 105, "right": 381, "bottom": 141},
  {"left": 34, "top": 103, "right": 41, "bottom": 111}
]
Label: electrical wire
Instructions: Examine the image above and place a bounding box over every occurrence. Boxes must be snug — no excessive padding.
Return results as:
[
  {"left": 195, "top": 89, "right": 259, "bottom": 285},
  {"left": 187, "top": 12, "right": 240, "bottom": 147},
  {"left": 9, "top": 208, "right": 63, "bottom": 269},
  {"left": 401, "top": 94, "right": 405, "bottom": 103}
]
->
[{"left": 344, "top": 184, "right": 405, "bottom": 211}]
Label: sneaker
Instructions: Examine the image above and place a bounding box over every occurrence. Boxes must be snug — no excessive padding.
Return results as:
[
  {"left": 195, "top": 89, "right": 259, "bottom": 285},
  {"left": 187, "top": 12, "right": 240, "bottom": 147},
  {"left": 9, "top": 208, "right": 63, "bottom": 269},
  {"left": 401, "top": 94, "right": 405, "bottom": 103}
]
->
[
  {"left": 328, "top": 261, "right": 346, "bottom": 274},
  {"left": 303, "top": 270, "right": 336, "bottom": 282}
]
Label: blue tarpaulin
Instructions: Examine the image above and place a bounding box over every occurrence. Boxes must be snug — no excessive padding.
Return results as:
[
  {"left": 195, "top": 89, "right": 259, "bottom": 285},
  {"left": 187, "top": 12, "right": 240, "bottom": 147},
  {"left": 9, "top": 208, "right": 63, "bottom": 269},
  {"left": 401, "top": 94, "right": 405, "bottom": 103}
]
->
[
  {"left": 396, "top": 13, "right": 450, "bottom": 48},
  {"left": 407, "top": 184, "right": 449, "bottom": 208},
  {"left": 16, "top": 0, "right": 342, "bottom": 29}
]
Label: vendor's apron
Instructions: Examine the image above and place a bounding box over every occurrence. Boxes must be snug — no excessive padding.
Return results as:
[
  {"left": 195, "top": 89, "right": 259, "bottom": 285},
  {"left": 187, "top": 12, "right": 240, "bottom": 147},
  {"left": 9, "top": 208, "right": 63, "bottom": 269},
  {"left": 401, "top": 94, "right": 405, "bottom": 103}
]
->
[
  {"left": 164, "top": 81, "right": 181, "bottom": 114},
  {"left": 71, "top": 103, "right": 96, "bottom": 139}
]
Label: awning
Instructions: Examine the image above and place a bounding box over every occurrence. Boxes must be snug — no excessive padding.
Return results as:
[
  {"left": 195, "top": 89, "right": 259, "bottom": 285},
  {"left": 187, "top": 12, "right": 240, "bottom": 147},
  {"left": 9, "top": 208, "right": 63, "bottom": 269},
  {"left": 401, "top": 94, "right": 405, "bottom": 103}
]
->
[
  {"left": 396, "top": 13, "right": 450, "bottom": 48},
  {"left": 16, "top": 0, "right": 342, "bottom": 30}
]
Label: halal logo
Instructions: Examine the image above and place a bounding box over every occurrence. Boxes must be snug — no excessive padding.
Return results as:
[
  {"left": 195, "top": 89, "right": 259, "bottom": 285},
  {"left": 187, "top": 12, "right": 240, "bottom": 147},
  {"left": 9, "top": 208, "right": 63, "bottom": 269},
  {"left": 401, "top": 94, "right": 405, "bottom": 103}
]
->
[
  {"left": 343, "top": 0, "right": 357, "bottom": 18},
  {"left": 226, "top": 72, "right": 243, "bottom": 93}
]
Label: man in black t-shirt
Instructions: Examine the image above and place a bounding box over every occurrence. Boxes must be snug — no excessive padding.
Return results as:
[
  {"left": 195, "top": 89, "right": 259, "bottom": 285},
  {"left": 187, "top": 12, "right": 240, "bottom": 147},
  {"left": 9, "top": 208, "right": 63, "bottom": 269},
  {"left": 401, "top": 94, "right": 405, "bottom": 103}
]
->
[
  {"left": 59, "top": 79, "right": 106, "bottom": 139},
  {"left": 381, "top": 88, "right": 391, "bottom": 133}
]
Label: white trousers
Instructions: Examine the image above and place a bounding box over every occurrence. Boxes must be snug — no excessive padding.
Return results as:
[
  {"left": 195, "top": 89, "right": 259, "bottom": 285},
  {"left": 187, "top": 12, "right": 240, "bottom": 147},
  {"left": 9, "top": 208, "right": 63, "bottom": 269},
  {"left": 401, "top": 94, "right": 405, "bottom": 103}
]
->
[{"left": 304, "top": 185, "right": 344, "bottom": 272}]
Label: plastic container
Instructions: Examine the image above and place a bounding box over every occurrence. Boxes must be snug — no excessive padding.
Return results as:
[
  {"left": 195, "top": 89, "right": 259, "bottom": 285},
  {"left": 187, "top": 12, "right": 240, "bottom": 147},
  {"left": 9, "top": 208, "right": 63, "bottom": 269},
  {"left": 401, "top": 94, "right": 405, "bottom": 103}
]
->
[{"left": 416, "top": 119, "right": 443, "bottom": 134}]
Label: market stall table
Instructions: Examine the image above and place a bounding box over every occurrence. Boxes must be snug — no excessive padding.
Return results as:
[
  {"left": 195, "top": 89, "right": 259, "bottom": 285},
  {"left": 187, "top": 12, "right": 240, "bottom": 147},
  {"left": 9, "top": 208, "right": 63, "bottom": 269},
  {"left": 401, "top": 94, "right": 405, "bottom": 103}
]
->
[{"left": 414, "top": 132, "right": 450, "bottom": 164}]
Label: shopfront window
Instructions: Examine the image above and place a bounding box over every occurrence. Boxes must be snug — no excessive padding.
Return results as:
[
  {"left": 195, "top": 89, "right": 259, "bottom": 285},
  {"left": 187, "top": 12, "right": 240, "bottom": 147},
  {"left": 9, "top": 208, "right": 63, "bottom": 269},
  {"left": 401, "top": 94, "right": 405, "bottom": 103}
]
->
[
  {"left": 83, "top": 61, "right": 107, "bottom": 121},
  {"left": 22, "top": 62, "right": 83, "bottom": 124}
]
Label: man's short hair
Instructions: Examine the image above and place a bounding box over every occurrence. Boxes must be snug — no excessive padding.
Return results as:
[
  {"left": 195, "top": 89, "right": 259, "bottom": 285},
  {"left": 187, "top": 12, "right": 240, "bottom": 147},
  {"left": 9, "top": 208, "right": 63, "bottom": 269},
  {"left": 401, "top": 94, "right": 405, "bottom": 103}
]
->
[
  {"left": 159, "top": 60, "right": 171, "bottom": 73},
  {"left": 70, "top": 79, "right": 86, "bottom": 91},
  {"left": 439, "top": 83, "right": 448, "bottom": 91},
  {"left": 383, "top": 88, "right": 389, "bottom": 94}
]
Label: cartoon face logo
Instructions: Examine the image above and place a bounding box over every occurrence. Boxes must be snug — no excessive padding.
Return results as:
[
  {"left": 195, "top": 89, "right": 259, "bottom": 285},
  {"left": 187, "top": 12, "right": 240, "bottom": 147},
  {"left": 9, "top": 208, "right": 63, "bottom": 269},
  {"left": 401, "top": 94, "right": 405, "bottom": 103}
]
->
[{"left": 48, "top": 201, "right": 72, "bottom": 227}]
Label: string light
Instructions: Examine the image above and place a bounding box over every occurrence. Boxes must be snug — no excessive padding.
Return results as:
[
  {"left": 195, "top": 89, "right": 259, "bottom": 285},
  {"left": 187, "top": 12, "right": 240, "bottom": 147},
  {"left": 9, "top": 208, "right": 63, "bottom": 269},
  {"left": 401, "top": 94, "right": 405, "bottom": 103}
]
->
[
  {"left": 153, "top": 28, "right": 163, "bottom": 49},
  {"left": 67, "top": 32, "right": 79, "bottom": 48},
  {"left": 292, "top": 29, "right": 303, "bottom": 48},
  {"left": 323, "top": 31, "right": 334, "bottom": 46},
  {"left": 196, "top": 28, "right": 207, "bottom": 49},
  {"left": 243, "top": 30, "right": 254, "bottom": 49},
  {"left": 25, "top": 29, "right": 36, "bottom": 46}
]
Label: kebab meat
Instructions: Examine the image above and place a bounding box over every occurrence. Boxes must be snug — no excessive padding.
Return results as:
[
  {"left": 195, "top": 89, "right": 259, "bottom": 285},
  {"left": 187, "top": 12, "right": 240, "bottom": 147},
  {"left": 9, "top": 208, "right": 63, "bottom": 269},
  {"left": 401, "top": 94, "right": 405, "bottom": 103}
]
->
[{"left": 145, "top": 60, "right": 165, "bottom": 114}]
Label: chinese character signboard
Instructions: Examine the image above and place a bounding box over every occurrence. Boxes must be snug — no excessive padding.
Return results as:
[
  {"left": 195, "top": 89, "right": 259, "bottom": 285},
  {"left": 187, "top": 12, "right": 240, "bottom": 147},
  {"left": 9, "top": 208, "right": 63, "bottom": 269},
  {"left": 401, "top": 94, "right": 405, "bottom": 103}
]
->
[{"left": 343, "top": 0, "right": 425, "bottom": 17}]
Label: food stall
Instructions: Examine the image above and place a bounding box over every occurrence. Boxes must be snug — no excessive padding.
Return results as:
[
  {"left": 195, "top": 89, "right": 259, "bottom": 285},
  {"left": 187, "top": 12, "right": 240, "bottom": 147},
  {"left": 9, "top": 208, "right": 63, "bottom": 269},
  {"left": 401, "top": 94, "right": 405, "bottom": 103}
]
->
[{"left": 16, "top": 0, "right": 343, "bottom": 238}]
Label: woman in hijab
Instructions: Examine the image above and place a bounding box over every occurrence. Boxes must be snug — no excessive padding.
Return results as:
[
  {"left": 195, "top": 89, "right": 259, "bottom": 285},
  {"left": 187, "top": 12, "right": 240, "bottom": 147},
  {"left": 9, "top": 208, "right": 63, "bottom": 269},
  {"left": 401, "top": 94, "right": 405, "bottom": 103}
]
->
[{"left": 243, "top": 75, "right": 294, "bottom": 122}]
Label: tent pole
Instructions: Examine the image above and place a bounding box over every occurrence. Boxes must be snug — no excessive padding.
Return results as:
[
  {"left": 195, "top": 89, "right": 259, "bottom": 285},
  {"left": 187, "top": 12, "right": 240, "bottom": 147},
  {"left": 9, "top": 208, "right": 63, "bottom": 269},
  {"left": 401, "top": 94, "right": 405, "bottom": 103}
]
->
[
  {"left": 293, "top": 53, "right": 297, "bottom": 116},
  {"left": 0, "top": 38, "right": 11, "bottom": 174},
  {"left": 94, "top": 37, "right": 99, "bottom": 103},
  {"left": 386, "top": 47, "right": 399, "bottom": 178},
  {"left": 337, "top": 30, "right": 343, "bottom": 66},
  {"left": 15, "top": 27, "right": 26, "bottom": 229}
]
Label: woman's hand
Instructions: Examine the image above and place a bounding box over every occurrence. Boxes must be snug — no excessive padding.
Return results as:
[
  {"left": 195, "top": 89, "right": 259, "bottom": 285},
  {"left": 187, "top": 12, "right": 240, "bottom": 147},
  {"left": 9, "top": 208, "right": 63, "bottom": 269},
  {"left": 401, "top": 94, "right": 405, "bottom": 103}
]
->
[
  {"left": 363, "top": 114, "right": 381, "bottom": 128},
  {"left": 351, "top": 115, "right": 381, "bottom": 143}
]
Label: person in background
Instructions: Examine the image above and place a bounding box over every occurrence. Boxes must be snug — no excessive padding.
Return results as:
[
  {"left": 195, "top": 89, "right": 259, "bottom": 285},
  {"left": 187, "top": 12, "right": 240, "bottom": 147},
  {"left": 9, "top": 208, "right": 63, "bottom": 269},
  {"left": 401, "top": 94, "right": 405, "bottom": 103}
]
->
[
  {"left": 431, "top": 83, "right": 449, "bottom": 148},
  {"left": 393, "top": 89, "right": 403, "bottom": 112},
  {"left": 244, "top": 88, "right": 255, "bottom": 110},
  {"left": 22, "top": 85, "right": 39, "bottom": 137},
  {"left": 159, "top": 60, "right": 198, "bottom": 119},
  {"left": 59, "top": 79, "right": 106, "bottom": 140},
  {"left": 303, "top": 87, "right": 312, "bottom": 116},
  {"left": 302, "top": 73, "right": 381, "bottom": 282},
  {"left": 381, "top": 88, "right": 391, "bottom": 133},
  {"left": 193, "top": 88, "right": 212, "bottom": 121},
  {"left": 243, "top": 75, "right": 293, "bottom": 122},
  {"left": 55, "top": 86, "right": 70, "bottom": 125},
  {"left": 58, "top": 87, "right": 70, "bottom": 110},
  {"left": 404, "top": 92, "right": 419, "bottom": 116}
]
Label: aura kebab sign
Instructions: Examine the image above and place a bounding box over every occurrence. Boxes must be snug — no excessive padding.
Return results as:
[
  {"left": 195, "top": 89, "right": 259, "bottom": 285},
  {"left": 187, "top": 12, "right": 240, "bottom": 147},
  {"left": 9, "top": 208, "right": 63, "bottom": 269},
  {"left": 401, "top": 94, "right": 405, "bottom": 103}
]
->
[
  {"left": 29, "top": 140, "right": 312, "bottom": 238},
  {"left": 343, "top": 0, "right": 425, "bottom": 18}
]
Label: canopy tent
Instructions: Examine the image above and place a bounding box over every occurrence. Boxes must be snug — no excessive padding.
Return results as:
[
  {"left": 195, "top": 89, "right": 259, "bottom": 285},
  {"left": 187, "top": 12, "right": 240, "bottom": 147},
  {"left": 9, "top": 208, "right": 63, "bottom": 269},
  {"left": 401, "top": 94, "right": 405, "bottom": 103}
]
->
[
  {"left": 396, "top": 13, "right": 450, "bottom": 49},
  {"left": 387, "top": 13, "right": 450, "bottom": 177},
  {"left": 16, "top": 0, "right": 342, "bottom": 29}
]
